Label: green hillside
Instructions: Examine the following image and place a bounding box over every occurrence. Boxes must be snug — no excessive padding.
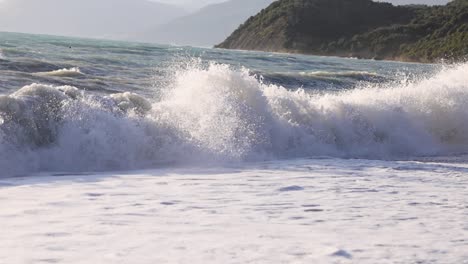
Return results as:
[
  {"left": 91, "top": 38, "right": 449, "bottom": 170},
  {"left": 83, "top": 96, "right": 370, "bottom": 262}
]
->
[{"left": 216, "top": 0, "right": 468, "bottom": 62}]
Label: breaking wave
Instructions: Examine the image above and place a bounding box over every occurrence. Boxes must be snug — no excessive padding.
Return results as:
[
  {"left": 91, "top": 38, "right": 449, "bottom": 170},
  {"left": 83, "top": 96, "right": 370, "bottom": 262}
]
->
[
  {"left": 1, "top": 61, "right": 468, "bottom": 176},
  {"left": 35, "top": 67, "right": 84, "bottom": 77}
]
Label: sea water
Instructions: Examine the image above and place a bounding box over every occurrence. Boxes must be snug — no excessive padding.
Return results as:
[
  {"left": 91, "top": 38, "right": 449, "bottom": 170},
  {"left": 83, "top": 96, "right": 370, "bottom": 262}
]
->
[{"left": 0, "top": 32, "right": 467, "bottom": 263}]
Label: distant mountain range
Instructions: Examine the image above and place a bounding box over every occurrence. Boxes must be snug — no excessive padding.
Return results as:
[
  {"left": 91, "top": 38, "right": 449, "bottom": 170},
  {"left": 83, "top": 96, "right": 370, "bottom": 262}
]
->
[
  {"left": 151, "top": 0, "right": 227, "bottom": 11},
  {"left": 0, "top": 0, "right": 455, "bottom": 49},
  {"left": 137, "top": 0, "right": 276, "bottom": 47},
  {"left": 0, "top": 0, "right": 186, "bottom": 39},
  {"left": 217, "top": 0, "right": 468, "bottom": 62}
]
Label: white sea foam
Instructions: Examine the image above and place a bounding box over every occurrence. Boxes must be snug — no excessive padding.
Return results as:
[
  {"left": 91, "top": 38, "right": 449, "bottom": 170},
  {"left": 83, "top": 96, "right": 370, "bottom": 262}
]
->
[
  {"left": 1, "top": 158, "right": 467, "bottom": 263},
  {"left": 299, "top": 70, "right": 380, "bottom": 78},
  {"left": 35, "top": 67, "right": 84, "bottom": 77},
  {"left": 1, "top": 61, "right": 468, "bottom": 176}
]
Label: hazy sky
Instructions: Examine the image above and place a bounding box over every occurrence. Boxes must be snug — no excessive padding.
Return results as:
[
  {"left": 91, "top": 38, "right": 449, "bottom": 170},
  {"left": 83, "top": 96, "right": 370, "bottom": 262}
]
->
[
  {"left": 154, "top": 0, "right": 225, "bottom": 10},
  {"left": 157, "top": 0, "right": 221, "bottom": 5}
]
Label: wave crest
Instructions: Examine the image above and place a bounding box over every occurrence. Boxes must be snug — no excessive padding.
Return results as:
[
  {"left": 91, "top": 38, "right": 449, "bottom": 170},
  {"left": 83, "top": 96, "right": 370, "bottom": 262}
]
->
[
  {"left": 1, "top": 62, "right": 468, "bottom": 176},
  {"left": 299, "top": 70, "right": 380, "bottom": 78},
  {"left": 35, "top": 67, "right": 84, "bottom": 77}
]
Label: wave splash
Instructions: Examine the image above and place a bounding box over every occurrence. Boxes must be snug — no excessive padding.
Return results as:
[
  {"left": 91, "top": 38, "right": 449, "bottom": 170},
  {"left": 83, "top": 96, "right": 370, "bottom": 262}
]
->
[{"left": 1, "top": 61, "right": 468, "bottom": 175}]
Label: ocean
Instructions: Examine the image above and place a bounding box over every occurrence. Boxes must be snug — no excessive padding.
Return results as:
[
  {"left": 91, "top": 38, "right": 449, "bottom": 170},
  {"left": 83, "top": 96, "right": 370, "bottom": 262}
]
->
[{"left": 0, "top": 31, "right": 467, "bottom": 263}]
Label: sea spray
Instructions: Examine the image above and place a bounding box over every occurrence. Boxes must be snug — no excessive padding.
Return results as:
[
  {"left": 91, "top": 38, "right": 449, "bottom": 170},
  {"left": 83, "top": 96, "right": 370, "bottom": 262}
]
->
[{"left": 0, "top": 61, "right": 467, "bottom": 176}]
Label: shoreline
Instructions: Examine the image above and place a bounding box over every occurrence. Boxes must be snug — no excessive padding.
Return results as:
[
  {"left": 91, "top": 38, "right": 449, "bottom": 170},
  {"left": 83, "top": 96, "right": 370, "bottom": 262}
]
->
[{"left": 213, "top": 46, "right": 459, "bottom": 65}]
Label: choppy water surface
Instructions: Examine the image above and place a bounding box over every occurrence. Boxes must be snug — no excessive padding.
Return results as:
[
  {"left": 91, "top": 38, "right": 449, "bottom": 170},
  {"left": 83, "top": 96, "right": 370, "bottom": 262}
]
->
[
  {"left": 2, "top": 31, "right": 465, "bottom": 175},
  {"left": 0, "top": 32, "right": 467, "bottom": 263}
]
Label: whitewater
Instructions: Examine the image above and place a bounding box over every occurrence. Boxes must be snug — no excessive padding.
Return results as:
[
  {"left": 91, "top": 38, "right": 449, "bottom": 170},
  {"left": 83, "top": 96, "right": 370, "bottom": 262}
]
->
[{"left": 0, "top": 32, "right": 467, "bottom": 263}]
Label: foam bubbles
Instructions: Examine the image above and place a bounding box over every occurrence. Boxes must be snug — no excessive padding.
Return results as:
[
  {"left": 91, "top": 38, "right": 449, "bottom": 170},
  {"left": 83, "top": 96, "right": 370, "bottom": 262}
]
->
[{"left": 1, "top": 62, "right": 468, "bottom": 176}]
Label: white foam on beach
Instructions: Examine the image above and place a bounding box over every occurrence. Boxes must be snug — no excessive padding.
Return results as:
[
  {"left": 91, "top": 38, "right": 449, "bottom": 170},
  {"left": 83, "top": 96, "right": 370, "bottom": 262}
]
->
[{"left": 0, "top": 158, "right": 466, "bottom": 263}]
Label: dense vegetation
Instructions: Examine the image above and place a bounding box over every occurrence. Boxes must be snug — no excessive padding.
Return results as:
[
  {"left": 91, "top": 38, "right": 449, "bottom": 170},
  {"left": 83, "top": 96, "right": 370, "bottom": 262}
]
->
[{"left": 216, "top": 0, "right": 468, "bottom": 62}]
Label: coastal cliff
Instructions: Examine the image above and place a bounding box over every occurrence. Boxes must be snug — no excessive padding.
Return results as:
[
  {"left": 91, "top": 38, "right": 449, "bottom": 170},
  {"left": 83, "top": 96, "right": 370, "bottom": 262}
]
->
[{"left": 216, "top": 0, "right": 468, "bottom": 62}]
